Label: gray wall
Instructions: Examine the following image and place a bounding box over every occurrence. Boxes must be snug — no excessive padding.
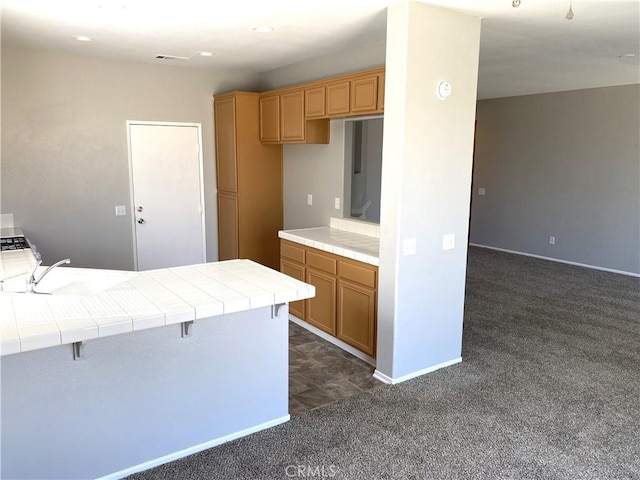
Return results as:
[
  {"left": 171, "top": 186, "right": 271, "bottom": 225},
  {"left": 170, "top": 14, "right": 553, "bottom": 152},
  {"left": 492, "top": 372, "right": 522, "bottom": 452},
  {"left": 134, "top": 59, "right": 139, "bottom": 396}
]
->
[
  {"left": 362, "top": 118, "right": 383, "bottom": 222},
  {"left": 343, "top": 118, "right": 384, "bottom": 223},
  {"left": 283, "top": 119, "right": 346, "bottom": 229},
  {"left": 470, "top": 84, "right": 640, "bottom": 275},
  {"left": 1, "top": 47, "right": 260, "bottom": 269}
]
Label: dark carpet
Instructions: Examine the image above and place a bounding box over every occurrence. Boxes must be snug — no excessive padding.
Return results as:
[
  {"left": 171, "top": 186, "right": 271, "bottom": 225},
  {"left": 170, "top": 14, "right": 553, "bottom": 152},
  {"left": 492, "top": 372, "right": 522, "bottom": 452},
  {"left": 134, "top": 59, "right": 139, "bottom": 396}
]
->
[{"left": 128, "top": 247, "right": 640, "bottom": 480}]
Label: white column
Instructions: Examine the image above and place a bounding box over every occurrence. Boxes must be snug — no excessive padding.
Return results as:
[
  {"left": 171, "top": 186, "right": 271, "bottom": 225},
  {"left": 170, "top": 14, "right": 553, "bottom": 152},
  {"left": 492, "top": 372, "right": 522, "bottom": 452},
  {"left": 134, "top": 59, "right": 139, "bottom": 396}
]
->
[{"left": 375, "top": 1, "right": 481, "bottom": 383}]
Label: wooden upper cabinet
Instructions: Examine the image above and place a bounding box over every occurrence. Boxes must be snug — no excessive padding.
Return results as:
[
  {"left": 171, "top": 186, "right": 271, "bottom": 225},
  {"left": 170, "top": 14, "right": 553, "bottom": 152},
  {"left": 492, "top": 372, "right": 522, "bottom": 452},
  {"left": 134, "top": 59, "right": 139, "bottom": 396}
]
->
[
  {"left": 351, "top": 76, "right": 378, "bottom": 113},
  {"left": 259, "top": 94, "right": 280, "bottom": 143},
  {"left": 326, "top": 81, "right": 351, "bottom": 116},
  {"left": 377, "top": 73, "right": 385, "bottom": 113},
  {"left": 280, "top": 90, "right": 305, "bottom": 142},
  {"left": 305, "top": 86, "right": 326, "bottom": 119},
  {"left": 213, "top": 96, "right": 238, "bottom": 193},
  {"left": 258, "top": 68, "right": 383, "bottom": 143}
]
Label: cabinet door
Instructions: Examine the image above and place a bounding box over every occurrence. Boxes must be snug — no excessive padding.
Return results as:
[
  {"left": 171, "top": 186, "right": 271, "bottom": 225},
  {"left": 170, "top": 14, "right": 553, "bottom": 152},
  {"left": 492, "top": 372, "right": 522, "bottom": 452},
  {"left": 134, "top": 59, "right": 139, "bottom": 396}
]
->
[
  {"left": 351, "top": 76, "right": 378, "bottom": 114},
  {"left": 280, "top": 90, "right": 305, "bottom": 142},
  {"left": 377, "top": 73, "right": 385, "bottom": 112},
  {"left": 259, "top": 94, "right": 280, "bottom": 143},
  {"left": 214, "top": 96, "right": 238, "bottom": 193},
  {"left": 305, "top": 86, "right": 326, "bottom": 119},
  {"left": 217, "top": 193, "right": 239, "bottom": 261},
  {"left": 326, "top": 81, "right": 350, "bottom": 116},
  {"left": 305, "top": 268, "right": 336, "bottom": 335},
  {"left": 337, "top": 279, "right": 376, "bottom": 356},
  {"left": 280, "top": 258, "right": 306, "bottom": 319}
]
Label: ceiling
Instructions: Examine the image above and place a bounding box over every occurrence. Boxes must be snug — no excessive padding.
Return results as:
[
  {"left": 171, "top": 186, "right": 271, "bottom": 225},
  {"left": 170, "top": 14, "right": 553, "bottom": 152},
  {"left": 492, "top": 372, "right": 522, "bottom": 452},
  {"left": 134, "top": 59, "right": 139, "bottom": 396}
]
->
[{"left": 1, "top": 0, "right": 639, "bottom": 98}]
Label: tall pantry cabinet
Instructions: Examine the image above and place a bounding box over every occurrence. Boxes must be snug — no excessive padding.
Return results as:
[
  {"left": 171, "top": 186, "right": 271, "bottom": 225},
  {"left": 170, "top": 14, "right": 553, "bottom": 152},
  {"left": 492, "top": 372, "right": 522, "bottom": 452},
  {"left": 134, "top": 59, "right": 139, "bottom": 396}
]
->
[{"left": 214, "top": 92, "right": 283, "bottom": 270}]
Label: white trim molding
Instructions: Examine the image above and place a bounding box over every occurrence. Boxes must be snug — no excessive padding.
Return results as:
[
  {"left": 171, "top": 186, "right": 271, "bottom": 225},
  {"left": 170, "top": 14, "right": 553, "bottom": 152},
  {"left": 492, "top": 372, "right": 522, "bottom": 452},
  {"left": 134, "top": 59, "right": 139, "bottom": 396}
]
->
[
  {"left": 469, "top": 243, "right": 640, "bottom": 278},
  {"left": 98, "top": 415, "right": 290, "bottom": 480},
  {"left": 373, "top": 357, "right": 462, "bottom": 385}
]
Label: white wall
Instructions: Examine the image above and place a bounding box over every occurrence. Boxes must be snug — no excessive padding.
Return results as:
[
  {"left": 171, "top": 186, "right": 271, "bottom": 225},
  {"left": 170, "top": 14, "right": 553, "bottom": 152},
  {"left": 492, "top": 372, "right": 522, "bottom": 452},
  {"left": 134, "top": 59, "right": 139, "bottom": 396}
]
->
[
  {"left": 1, "top": 47, "right": 260, "bottom": 269},
  {"left": 259, "top": 41, "right": 385, "bottom": 91}
]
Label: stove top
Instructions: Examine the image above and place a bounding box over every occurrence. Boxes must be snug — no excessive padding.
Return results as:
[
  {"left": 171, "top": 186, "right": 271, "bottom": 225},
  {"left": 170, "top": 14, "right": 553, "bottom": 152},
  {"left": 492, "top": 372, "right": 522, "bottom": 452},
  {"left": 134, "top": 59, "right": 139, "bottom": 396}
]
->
[
  {"left": 0, "top": 236, "right": 31, "bottom": 251},
  {"left": 0, "top": 227, "right": 31, "bottom": 251}
]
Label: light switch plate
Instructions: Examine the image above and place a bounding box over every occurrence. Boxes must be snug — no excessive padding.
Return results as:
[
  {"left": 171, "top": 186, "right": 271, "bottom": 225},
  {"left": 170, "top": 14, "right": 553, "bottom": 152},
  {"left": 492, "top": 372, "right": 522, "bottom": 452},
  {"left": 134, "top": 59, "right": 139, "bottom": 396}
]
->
[
  {"left": 478, "top": 187, "right": 486, "bottom": 196},
  {"left": 334, "top": 197, "right": 340, "bottom": 210},
  {"left": 402, "top": 238, "right": 416, "bottom": 256},
  {"left": 442, "top": 234, "right": 455, "bottom": 250},
  {"left": 115, "top": 205, "right": 127, "bottom": 216},
  {"left": 307, "top": 194, "right": 313, "bottom": 206}
]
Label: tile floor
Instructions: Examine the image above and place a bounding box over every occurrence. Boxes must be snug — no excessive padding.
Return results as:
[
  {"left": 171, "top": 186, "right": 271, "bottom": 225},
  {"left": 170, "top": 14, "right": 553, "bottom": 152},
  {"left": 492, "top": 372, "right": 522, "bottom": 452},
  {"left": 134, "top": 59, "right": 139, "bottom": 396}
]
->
[{"left": 288, "top": 322, "right": 383, "bottom": 415}]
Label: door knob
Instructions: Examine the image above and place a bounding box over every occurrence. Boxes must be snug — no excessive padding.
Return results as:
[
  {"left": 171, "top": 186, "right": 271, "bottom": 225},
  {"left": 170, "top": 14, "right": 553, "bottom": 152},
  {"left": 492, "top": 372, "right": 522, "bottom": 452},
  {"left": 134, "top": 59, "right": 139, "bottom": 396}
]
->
[
  {"left": 137, "top": 206, "right": 144, "bottom": 212},
  {"left": 137, "top": 218, "right": 145, "bottom": 224}
]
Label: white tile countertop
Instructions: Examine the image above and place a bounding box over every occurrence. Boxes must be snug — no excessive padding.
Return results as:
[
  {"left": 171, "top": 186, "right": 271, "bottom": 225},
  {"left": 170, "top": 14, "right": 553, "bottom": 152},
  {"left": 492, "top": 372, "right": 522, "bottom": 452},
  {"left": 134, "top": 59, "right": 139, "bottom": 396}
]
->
[
  {"left": 279, "top": 217, "right": 380, "bottom": 266},
  {"left": 0, "top": 250, "right": 315, "bottom": 356}
]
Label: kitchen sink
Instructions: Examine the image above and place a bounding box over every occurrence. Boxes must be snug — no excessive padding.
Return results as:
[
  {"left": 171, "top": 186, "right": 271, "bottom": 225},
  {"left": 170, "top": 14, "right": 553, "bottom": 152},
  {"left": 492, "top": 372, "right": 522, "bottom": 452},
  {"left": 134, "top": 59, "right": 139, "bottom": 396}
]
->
[{"left": 2, "top": 267, "right": 137, "bottom": 296}]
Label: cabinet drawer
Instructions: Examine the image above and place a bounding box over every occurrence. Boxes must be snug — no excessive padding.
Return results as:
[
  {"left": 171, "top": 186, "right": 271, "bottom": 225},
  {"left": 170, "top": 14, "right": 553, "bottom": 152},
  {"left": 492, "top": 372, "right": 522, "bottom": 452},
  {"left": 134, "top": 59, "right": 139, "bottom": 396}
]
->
[
  {"left": 281, "top": 240, "right": 305, "bottom": 264},
  {"left": 306, "top": 249, "right": 337, "bottom": 275},
  {"left": 338, "top": 260, "right": 377, "bottom": 288}
]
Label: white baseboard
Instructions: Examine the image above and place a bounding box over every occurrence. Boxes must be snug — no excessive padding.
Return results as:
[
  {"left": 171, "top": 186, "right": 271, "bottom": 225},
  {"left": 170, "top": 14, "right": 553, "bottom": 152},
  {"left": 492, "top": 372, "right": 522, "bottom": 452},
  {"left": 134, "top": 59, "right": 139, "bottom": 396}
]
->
[
  {"left": 469, "top": 243, "right": 640, "bottom": 278},
  {"left": 98, "top": 415, "right": 290, "bottom": 480},
  {"left": 373, "top": 357, "right": 462, "bottom": 385},
  {"left": 289, "top": 315, "right": 376, "bottom": 366}
]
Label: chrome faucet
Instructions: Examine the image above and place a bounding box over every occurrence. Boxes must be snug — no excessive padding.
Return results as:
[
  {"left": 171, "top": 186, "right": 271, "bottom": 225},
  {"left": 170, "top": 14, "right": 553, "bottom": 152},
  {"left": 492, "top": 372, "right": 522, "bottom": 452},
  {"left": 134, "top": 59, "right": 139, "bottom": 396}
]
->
[{"left": 26, "top": 258, "right": 71, "bottom": 293}]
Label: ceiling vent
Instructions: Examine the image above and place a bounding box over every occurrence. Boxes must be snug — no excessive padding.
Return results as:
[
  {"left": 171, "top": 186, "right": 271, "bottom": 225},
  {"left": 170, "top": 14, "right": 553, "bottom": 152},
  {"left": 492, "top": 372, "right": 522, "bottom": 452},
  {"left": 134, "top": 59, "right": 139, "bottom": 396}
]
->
[{"left": 155, "top": 55, "right": 189, "bottom": 61}]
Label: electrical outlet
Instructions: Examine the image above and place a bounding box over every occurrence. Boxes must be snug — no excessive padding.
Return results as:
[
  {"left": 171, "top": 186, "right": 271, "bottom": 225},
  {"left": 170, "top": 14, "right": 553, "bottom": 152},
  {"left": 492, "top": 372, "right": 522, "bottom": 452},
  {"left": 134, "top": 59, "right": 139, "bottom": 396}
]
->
[
  {"left": 478, "top": 187, "right": 486, "bottom": 196},
  {"left": 307, "top": 194, "right": 313, "bottom": 206},
  {"left": 334, "top": 197, "right": 341, "bottom": 210},
  {"left": 402, "top": 238, "right": 416, "bottom": 256},
  {"left": 549, "top": 236, "right": 556, "bottom": 245},
  {"left": 442, "top": 234, "right": 455, "bottom": 250},
  {"left": 115, "top": 205, "right": 126, "bottom": 216}
]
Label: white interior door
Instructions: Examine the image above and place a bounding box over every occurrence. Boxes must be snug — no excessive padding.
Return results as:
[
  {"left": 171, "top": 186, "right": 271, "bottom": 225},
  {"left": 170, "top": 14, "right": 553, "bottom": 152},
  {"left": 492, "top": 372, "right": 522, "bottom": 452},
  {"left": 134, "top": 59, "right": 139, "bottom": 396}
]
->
[{"left": 129, "top": 123, "right": 205, "bottom": 270}]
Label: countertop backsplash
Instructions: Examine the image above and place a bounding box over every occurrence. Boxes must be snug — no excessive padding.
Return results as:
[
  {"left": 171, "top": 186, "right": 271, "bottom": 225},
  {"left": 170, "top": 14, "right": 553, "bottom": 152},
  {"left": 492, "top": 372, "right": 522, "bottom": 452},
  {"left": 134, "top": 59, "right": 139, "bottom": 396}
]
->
[{"left": 329, "top": 217, "right": 380, "bottom": 238}]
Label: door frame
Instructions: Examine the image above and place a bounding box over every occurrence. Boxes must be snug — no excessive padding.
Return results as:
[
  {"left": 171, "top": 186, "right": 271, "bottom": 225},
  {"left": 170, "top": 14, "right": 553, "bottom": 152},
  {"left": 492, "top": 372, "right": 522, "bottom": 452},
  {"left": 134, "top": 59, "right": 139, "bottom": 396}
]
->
[{"left": 126, "top": 120, "right": 207, "bottom": 271}]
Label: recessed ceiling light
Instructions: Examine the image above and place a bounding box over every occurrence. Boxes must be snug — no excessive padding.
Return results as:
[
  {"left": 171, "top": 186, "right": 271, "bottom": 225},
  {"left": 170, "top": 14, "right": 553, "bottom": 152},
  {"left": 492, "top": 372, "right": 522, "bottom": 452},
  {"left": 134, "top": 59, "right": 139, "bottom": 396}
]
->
[
  {"left": 253, "top": 26, "right": 274, "bottom": 33},
  {"left": 197, "top": 51, "right": 214, "bottom": 57},
  {"left": 73, "top": 35, "right": 91, "bottom": 42}
]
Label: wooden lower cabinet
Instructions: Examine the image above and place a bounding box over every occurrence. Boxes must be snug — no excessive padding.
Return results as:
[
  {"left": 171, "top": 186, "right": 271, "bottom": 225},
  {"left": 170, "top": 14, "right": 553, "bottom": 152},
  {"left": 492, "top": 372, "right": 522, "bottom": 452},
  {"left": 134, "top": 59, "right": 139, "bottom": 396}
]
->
[
  {"left": 337, "top": 279, "right": 376, "bottom": 356},
  {"left": 280, "top": 239, "right": 377, "bottom": 357},
  {"left": 305, "top": 268, "right": 337, "bottom": 335},
  {"left": 280, "top": 258, "right": 305, "bottom": 319}
]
